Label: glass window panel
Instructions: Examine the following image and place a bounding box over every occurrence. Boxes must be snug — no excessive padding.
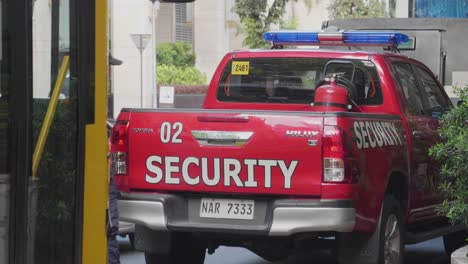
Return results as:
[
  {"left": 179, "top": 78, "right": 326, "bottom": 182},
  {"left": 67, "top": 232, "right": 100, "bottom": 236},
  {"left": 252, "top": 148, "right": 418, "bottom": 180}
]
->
[
  {"left": 30, "top": 0, "right": 78, "bottom": 262},
  {"left": 414, "top": 66, "right": 451, "bottom": 117},
  {"left": 217, "top": 58, "right": 383, "bottom": 105},
  {"left": 392, "top": 62, "right": 426, "bottom": 115},
  {"left": 416, "top": 0, "right": 468, "bottom": 18},
  {"left": 0, "top": 1, "right": 11, "bottom": 262}
]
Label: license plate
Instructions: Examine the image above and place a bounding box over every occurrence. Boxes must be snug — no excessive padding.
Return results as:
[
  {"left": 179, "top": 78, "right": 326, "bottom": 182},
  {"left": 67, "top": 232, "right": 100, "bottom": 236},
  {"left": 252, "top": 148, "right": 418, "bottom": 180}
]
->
[{"left": 200, "top": 198, "right": 254, "bottom": 220}]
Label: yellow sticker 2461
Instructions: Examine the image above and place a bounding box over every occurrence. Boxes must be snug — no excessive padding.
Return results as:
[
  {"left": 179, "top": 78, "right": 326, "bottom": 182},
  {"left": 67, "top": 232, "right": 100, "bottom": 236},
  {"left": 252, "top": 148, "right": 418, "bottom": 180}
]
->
[{"left": 231, "top": 61, "right": 250, "bottom": 75}]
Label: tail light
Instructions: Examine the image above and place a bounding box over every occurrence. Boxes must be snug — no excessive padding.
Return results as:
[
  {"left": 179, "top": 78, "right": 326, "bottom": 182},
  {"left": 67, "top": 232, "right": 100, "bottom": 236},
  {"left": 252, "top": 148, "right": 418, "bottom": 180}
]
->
[
  {"left": 110, "top": 120, "right": 129, "bottom": 175},
  {"left": 322, "top": 125, "right": 347, "bottom": 183}
]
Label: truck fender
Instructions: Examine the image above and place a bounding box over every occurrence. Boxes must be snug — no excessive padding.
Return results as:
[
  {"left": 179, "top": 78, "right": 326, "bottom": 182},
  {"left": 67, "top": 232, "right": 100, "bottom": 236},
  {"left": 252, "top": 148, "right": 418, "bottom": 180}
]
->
[
  {"left": 336, "top": 202, "right": 383, "bottom": 264},
  {"left": 134, "top": 225, "right": 172, "bottom": 254},
  {"left": 383, "top": 170, "right": 409, "bottom": 216},
  {"left": 337, "top": 194, "right": 405, "bottom": 264}
]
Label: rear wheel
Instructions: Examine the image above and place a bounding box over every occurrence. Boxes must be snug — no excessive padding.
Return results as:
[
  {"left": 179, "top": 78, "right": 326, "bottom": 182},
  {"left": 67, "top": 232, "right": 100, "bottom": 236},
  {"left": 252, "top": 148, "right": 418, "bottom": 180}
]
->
[
  {"left": 251, "top": 248, "right": 289, "bottom": 262},
  {"left": 378, "top": 195, "right": 404, "bottom": 264},
  {"left": 336, "top": 195, "right": 404, "bottom": 264},
  {"left": 128, "top": 233, "right": 135, "bottom": 249},
  {"left": 144, "top": 232, "right": 206, "bottom": 264},
  {"left": 443, "top": 230, "right": 468, "bottom": 256}
]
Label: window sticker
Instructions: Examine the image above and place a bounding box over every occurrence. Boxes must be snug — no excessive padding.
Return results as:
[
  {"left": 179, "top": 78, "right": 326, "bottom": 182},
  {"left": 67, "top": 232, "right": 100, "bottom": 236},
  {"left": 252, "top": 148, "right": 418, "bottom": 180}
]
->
[{"left": 231, "top": 61, "right": 250, "bottom": 75}]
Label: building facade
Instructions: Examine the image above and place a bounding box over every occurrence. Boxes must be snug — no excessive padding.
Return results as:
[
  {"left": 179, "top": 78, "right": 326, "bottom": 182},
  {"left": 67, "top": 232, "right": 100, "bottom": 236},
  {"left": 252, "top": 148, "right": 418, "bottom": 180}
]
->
[
  {"left": 109, "top": 0, "right": 467, "bottom": 117},
  {"left": 109, "top": 0, "right": 157, "bottom": 117}
]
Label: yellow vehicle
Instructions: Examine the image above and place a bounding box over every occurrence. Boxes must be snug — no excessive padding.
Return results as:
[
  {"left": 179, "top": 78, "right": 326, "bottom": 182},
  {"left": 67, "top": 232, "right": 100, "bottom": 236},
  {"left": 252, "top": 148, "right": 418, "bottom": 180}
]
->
[{"left": 0, "top": 0, "right": 191, "bottom": 263}]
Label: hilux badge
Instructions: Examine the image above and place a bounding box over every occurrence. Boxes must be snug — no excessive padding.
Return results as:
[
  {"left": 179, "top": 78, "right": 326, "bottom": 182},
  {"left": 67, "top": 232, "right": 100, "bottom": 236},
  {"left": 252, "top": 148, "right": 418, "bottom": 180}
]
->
[{"left": 285, "top": 130, "right": 318, "bottom": 137}]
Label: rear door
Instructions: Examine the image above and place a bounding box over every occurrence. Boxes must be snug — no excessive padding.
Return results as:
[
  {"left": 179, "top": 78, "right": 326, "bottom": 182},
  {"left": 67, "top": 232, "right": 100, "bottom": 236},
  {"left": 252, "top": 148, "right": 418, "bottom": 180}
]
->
[
  {"left": 411, "top": 64, "right": 452, "bottom": 205},
  {"left": 126, "top": 110, "right": 325, "bottom": 197},
  {"left": 392, "top": 61, "right": 451, "bottom": 222}
]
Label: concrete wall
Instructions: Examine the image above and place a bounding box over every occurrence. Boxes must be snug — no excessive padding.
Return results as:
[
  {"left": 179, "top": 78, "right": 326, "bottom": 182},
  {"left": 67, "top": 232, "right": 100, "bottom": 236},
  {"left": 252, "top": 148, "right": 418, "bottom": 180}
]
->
[
  {"left": 156, "top": 3, "right": 175, "bottom": 44},
  {"left": 174, "top": 94, "right": 205, "bottom": 108},
  {"left": 325, "top": 18, "right": 468, "bottom": 89},
  {"left": 111, "top": 0, "right": 156, "bottom": 117},
  {"left": 193, "top": 0, "right": 229, "bottom": 82},
  {"left": 395, "top": 0, "right": 410, "bottom": 18},
  {"left": 110, "top": 0, "right": 418, "bottom": 117},
  {"left": 32, "top": 0, "right": 52, "bottom": 99},
  {"left": 225, "top": 0, "right": 244, "bottom": 53},
  {"left": 293, "top": 0, "right": 331, "bottom": 30}
]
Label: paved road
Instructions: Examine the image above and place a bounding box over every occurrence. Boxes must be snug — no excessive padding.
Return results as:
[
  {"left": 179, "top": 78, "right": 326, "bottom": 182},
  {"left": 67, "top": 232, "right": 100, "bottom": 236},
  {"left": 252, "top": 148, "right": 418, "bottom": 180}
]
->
[{"left": 119, "top": 236, "right": 450, "bottom": 264}]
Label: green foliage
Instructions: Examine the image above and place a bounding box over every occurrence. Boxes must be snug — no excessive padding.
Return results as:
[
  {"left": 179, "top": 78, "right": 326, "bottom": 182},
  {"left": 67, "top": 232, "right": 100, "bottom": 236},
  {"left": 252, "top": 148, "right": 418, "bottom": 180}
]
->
[
  {"left": 328, "top": 0, "right": 387, "bottom": 19},
  {"left": 156, "top": 42, "right": 206, "bottom": 85},
  {"left": 234, "top": 0, "right": 303, "bottom": 48},
  {"left": 302, "top": 0, "right": 315, "bottom": 12},
  {"left": 157, "top": 64, "right": 206, "bottom": 85},
  {"left": 32, "top": 99, "right": 78, "bottom": 263},
  {"left": 157, "top": 42, "right": 195, "bottom": 67},
  {"left": 280, "top": 16, "right": 299, "bottom": 30},
  {"left": 389, "top": 0, "right": 396, "bottom": 17},
  {"left": 234, "top": 0, "right": 395, "bottom": 48},
  {"left": 429, "top": 86, "right": 468, "bottom": 225}
]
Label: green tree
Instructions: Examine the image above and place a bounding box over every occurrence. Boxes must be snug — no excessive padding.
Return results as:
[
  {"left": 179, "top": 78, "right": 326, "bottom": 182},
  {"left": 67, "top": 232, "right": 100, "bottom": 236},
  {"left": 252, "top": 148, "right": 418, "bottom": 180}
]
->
[
  {"left": 157, "top": 42, "right": 195, "bottom": 67},
  {"left": 157, "top": 64, "right": 206, "bottom": 85},
  {"left": 234, "top": 0, "right": 286, "bottom": 48},
  {"left": 156, "top": 42, "right": 206, "bottom": 85},
  {"left": 327, "top": 0, "right": 389, "bottom": 19},
  {"left": 429, "top": 86, "right": 468, "bottom": 225},
  {"left": 234, "top": 0, "right": 313, "bottom": 48}
]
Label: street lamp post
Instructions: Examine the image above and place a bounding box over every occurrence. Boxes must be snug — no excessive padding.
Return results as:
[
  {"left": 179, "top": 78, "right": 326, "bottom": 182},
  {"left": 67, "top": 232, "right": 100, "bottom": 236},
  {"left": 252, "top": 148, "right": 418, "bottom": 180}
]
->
[
  {"left": 131, "top": 33, "right": 151, "bottom": 108},
  {"left": 149, "top": 0, "right": 160, "bottom": 108}
]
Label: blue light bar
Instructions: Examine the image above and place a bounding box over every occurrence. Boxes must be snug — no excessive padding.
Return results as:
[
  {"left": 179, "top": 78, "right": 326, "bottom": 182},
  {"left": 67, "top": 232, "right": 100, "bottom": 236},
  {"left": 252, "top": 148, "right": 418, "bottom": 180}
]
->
[
  {"left": 262, "top": 30, "right": 409, "bottom": 47},
  {"left": 343, "top": 31, "right": 409, "bottom": 45},
  {"left": 262, "top": 31, "right": 319, "bottom": 45}
]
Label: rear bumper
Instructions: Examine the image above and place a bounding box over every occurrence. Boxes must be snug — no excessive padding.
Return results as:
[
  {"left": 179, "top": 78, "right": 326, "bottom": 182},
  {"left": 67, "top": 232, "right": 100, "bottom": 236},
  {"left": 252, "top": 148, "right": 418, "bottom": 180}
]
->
[
  {"left": 118, "top": 221, "right": 135, "bottom": 235},
  {"left": 118, "top": 192, "right": 355, "bottom": 236}
]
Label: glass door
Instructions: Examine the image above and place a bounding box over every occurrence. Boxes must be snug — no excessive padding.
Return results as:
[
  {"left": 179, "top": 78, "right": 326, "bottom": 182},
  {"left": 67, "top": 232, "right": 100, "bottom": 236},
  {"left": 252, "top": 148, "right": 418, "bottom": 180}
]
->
[
  {"left": 28, "top": 0, "right": 80, "bottom": 262},
  {"left": 0, "top": 0, "right": 11, "bottom": 263},
  {"left": 3, "top": 0, "right": 107, "bottom": 262}
]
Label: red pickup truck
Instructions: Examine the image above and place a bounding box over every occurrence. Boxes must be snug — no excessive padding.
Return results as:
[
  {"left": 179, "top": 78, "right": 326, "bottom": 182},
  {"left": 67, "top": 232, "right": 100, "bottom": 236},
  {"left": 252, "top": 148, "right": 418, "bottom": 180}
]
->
[{"left": 111, "top": 30, "right": 466, "bottom": 264}]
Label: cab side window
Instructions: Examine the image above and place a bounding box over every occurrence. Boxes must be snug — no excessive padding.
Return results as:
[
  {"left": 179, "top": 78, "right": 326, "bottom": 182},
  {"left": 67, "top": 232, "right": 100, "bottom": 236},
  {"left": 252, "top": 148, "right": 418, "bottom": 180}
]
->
[
  {"left": 392, "top": 63, "right": 425, "bottom": 115},
  {"left": 413, "top": 66, "right": 451, "bottom": 118}
]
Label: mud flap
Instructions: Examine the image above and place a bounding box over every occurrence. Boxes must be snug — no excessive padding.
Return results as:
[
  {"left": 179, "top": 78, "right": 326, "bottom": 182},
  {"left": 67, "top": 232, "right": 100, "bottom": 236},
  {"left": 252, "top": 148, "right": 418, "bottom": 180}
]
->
[
  {"left": 134, "top": 225, "right": 172, "bottom": 254},
  {"left": 336, "top": 207, "right": 383, "bottom": 264}
]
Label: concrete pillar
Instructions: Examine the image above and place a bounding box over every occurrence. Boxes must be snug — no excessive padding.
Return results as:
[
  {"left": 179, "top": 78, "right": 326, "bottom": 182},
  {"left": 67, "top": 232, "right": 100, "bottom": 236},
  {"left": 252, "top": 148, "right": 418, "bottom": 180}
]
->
[
  {"left": 111, "top": 0, "right": 155, "bottom": 116},
  {"left": 194, "top": 0, "right": 228, "bottom": 82}
]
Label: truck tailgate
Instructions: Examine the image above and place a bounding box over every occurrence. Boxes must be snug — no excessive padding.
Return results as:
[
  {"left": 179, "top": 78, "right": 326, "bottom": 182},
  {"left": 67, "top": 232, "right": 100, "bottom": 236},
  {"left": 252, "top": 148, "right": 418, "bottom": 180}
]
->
[{"left": 126, "top": 110, "right": 324, "bottom": 196}]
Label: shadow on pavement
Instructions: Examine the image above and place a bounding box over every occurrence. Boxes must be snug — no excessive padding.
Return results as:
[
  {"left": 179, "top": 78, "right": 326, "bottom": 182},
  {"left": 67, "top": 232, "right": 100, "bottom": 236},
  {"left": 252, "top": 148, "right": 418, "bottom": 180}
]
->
[
  {"left": 118, "top": 237, "right": 450, "bottom": 264},
  {"left": 118, "top": 235, "right": 135, "bottom": 253},
  {"left": 405, "top": 247, "right": 449, "bottom": 264}
]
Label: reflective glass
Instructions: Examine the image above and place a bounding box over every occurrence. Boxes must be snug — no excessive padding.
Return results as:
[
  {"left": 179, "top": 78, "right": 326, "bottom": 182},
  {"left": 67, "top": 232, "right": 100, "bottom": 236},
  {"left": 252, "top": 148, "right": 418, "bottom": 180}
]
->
[
  {"left": 0, "top": 1, "right": 11, "bottom": 262},
  {"left": 416, "top": 0, "right": 468, "bottom": 18},
  {"left": 30, "top": 0, "right": 78, "bottom": 262},
  {"left": 217, "top": 58, "right": 383, "bottom": 105}
]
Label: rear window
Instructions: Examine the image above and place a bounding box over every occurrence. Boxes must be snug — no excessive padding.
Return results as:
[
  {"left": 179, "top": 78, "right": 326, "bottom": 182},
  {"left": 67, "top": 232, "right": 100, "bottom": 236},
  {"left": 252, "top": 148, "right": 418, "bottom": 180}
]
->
[{"left": 216, "top": 58, "right": 383, "bottom": 105}]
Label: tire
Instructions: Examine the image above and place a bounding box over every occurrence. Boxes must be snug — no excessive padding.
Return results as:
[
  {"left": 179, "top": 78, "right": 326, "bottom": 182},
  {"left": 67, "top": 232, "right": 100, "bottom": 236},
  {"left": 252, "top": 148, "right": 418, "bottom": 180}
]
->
[
  {"left": 252, "top": 248, "right": 289, "bottom": 262},
  {"left": 128, "top": 233, "right": 135, "bottom": 249},
  {"left": 378, "top": 195, "right": 404, "bottom": 264},
  {"left": 144, "top": 232, "right": 206, "bottom": 264},
  {"left": 144, "top": 252, "right": 170, "bottom": 264},
  {"left": 443, "top": 230, "right": 468, "bottom": 256}
]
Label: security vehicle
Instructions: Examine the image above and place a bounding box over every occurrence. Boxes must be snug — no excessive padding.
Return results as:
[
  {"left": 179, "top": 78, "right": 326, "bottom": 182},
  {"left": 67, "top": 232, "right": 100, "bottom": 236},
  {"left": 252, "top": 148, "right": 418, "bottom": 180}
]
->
[{"left": 111, "top": 29, "right": 467, "bottom": 264}]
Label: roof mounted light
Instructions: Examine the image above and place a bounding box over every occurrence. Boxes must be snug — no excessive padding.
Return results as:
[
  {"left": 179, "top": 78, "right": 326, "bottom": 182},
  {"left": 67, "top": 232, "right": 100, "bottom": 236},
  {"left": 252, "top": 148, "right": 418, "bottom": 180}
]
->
[
  {"left": 263, "top": 28, "right": 409, "bottom": 47},
  {"left": 263, "top": 31, "right": 320, "bottom": 45}
]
